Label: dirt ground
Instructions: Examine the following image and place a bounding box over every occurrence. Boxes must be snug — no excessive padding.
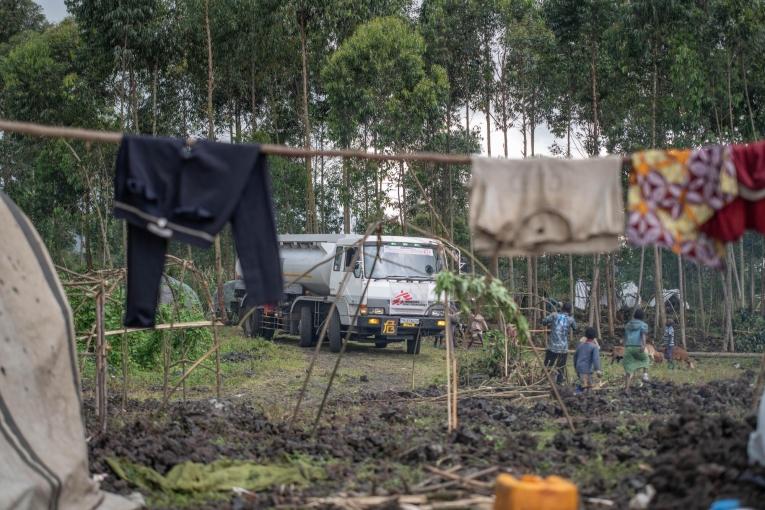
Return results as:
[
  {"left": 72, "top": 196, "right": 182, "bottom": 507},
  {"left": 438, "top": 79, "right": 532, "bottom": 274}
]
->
[{"left": 84, "top": 328, "right": 765, "bottom": 509}]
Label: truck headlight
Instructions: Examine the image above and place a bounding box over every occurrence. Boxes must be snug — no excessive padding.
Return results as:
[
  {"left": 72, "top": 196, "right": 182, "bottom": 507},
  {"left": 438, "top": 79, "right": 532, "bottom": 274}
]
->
[
  {"left": 369, "top": 307, "right": 385, "bottom": 315},
  {"left": 437, "top": 320, "right": 446, "bottom": 327}
]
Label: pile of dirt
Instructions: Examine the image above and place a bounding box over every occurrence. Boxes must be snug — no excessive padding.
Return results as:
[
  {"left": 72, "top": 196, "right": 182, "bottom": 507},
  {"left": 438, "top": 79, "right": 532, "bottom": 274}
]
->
[
  {"left": 647, "top": 403, "right": 765, "bottom": 509},
  {"left": 85, "top": 375, "right": 765, "bottom": 509}
]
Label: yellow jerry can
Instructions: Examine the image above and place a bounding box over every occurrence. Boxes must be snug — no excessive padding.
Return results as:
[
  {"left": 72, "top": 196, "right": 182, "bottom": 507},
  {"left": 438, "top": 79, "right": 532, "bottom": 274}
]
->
[{"left": 494, "top": 473, "right": 578, "bottom": 510}]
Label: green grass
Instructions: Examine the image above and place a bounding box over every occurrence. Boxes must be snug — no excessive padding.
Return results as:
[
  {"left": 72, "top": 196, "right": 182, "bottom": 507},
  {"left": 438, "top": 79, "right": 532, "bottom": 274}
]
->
[
  {"left": 571, "top": 455, "right": 641, "bottom": 491},
  {"left": 81, "top": 325, "right": 756, "bottom": 418},
  {"left": 558, "top": 352, "right": 756, "bottom": 387}
]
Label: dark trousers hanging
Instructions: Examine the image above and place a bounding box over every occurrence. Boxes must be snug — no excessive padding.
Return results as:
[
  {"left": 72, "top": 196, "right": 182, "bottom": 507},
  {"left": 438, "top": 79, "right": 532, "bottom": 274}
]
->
[{"left": 114, "top": 135, "right": 283, "bottom": 328}]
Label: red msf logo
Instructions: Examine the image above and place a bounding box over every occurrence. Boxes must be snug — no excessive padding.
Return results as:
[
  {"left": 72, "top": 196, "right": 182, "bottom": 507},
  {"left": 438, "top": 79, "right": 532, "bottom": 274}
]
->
[{"left": 392, "top": 290, "right": 413, "bottom": 305}]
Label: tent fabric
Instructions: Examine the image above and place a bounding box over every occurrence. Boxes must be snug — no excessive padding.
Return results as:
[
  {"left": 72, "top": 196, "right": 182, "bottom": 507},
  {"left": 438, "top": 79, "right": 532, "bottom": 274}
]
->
[
  {"left": 0, "top": 192, "right": 138, "bottom": 510},
  {"left": 575, "top": 280, "right": 640, "bottom": 311},
  {"left": 750, "top": 387, "right": 765, "bottom": 466},
  {"left": 647, "top": 289, "right": 691, "bottom": 310}
]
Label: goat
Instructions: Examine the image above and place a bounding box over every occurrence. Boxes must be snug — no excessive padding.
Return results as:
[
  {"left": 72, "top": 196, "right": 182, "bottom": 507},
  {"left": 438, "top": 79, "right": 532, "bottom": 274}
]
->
[{"left": 671, "top": 347, "right": 696, "bottom": 369}]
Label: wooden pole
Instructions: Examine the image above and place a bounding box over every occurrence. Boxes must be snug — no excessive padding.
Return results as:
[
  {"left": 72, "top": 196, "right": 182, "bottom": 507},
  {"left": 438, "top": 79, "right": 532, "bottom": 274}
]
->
[
  {"left": 0, "top": 118, "right": 645, "bottom": 167},
  {"left": 95, "top": 282, "right": 107, "bottom": 434},
  {"left": 121, "top": 330, "right": 128, "bottom": 410},
  {"left": 162, "top": 330, "right": 169, "bottom": 401},
  {"left": 444, "top": 293, "right": 454, "bottom": 432}
]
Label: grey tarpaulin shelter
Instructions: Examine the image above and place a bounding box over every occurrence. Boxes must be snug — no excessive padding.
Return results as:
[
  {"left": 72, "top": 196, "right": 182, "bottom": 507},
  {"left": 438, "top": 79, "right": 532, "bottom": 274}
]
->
[{"left": 0, "top": 192, "right": 138, "bottom": 510}]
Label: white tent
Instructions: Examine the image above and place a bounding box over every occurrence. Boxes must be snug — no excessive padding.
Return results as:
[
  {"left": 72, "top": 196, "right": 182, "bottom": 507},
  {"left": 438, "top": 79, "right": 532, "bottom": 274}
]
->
[
  {"left": 647, "top": 289, "right": 691, "bottom": 310},
  {"left": 576, "top": 280, "right": 641, "bottom": 311},
  {"left": 575, "top": 279, "right": 590, "bottom": 310},
  {"left": 0, "top": 192, "right": 138, "bottom": 510}
]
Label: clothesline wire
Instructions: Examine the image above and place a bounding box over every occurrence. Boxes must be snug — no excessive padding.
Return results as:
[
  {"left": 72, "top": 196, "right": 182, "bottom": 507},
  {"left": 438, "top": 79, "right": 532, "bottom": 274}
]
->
[{"left": 0, "top": 118, "right": 632, "bottom": 166}]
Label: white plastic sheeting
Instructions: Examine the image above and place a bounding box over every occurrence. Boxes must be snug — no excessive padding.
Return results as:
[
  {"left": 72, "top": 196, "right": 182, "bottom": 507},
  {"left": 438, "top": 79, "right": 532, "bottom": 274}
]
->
[
  {"left": 575, "top": 279, "right": 640, "bottom": 311},
  {"left": 647, "top": 289, "right": 691, "bottom": 310},
  {"left": 749, "top": 387, "right": 765, "bottom": 466}
]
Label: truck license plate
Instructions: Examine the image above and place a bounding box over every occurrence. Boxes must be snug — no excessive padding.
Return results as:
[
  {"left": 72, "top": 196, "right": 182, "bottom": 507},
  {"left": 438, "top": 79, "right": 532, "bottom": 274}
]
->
[
  {"left": 400, "top": 318, "right": 420, "bottom": 328},
  {"left": 382, "top": 319, "right": 398, "bottom": 335}
]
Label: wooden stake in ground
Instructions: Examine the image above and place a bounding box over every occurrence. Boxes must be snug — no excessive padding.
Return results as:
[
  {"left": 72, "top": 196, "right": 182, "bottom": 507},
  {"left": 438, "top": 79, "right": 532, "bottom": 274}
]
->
[
  {"left": 526, "top": 332, "right": 575, "bottom": 433},
  {"left": 95, "top": 282, "right": 108, "bottom": 434},
  {"left": 444, "top": 294, "right": 456, "bottom": 431}
]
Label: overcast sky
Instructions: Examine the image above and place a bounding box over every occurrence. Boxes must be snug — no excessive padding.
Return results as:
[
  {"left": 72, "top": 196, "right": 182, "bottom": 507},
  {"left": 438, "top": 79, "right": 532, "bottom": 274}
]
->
[{"left": 38, "top": 0, "right": 67, "bottom": 22}]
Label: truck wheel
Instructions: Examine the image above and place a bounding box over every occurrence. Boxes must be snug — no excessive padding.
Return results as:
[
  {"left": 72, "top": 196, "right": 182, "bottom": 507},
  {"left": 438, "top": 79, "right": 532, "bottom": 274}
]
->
[
  {"left": 374, "top": 341, "right": 387, "bottom": 349},
  {"left": 288, "top": 310, "right": 299, "bottom": 335},
  {"left": 406, "top": 338, "right": 421, "bottom": 355},
  {"left": 328, "top": 311, "right": 342, "bottom": 353},
  {"left": 298, "top": 305, "right": 314, "bottom": 347}
]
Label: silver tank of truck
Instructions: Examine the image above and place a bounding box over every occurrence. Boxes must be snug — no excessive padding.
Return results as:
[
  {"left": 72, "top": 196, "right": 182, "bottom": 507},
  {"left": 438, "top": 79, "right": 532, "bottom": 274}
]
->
[{"left": 277, "top": 234, "right": 362, "bottom": 295}]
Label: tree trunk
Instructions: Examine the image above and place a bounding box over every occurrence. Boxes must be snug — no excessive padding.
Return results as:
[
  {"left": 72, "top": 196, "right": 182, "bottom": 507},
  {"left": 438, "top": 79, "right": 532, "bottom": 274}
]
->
[
  {"left": 342, "top": 158, "right": 350, "bottom": 234},
  {"left": 761, "top": 241, "right": 765, "bottom": 317},
  {"left": 299, "top": 14, "right": 316, "bottom": 234},
  {"left": 697, "top": 265, "right": 707, "bottom": 339},
  {"left": 741, "top": 54, "right": 758, "bottom": 139},
  {"left": 530, "top": 90, "right": 536, "bottom": 157},
  {"left": 205, "top": 0, "right": 226, "bottom": 323},
  {"left": 738, "top": 237, "right": 747, "bottom": 310},
  {"left": 590, "top": 42, "right": 599, "bottom": 154},
  {"left": 485, "top": 83, "right": 491, "bottom": 157},
  {"left": 721, "top": 271, "right": 730, "bottom": 351},
  {"left": 677, "top": 254, "right": 687, "bottom": 349},
  {"left": 129, "top": 67, "right": 139, "bottom": 131},
  {"left": 235, "top": 100, "right": 241, "bottom": 143},
  {"left": 509, "top": 257, "right": 515, "bottom": 293},
  {"left": 446, "top": 101, "right": 454, "bottom": 241},
  {"left": 589, "top": 256, "right": 601, "bottom": 340},
  {"left": 636, "top": 246, "right": 645, "bottom": 307},
  {"left": 501, "top": 82, "right": 513, "bottom": 291},
  {"left": 250, "top": 63, "right": 257, "bottom": 132},
  {"left": 727, "top": 50, "right": 735, "bottom": 134},
  {"left": 151, "top": 62, "right": 158, "bottom": 136},
  {"left": 606, "top": 254, "right": 615, "bottom": 338},
  {"left": 653, "top": 246, "right": 665, "bottom": 340},
  {"left": 725, "top": 247, "right": 735, "bottom": 351},
  {"left": 521, "top": 109, "right": 527, "bottom": 158},
  {"left": 399, "top": 161, "right": 407, "bottom": 234},
  {"left": 526, "top": 256, "right": 534, "bottom": 327},
  {"left": 730, "top": 244, "right": 744, "bottom": 308},
  {"left": 588, "top": 255, "right": 600, "bottom": 326},
  {"left": 749, "top": 244, "right": 756, "bottom": 312},
  {"left": 569, "top": 255, "right": 574, "bottom": 310}
]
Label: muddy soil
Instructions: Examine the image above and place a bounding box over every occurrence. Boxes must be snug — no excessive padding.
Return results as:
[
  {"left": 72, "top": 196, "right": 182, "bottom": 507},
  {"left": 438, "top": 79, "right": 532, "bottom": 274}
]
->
[{"left": 85, "top": 372, "right": 765, "bottom": 509}]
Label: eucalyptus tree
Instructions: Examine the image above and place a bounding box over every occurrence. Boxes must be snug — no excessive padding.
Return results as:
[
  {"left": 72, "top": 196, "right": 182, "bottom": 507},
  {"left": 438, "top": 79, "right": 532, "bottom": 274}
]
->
[{"left": 322, "top": 16, "right": 448, "bottom": 233}]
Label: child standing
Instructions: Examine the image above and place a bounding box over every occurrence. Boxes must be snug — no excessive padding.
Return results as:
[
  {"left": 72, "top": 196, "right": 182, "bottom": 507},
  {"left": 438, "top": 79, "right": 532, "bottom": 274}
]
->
[
  {"left": 663, "top": 319, "right": 676, "bottom": 369},
  {"left": 624, "top": 309, "right": 650, "bottom": 390},
  {"left": 574, "top": 327, "right": 601, "bottom": 392}
]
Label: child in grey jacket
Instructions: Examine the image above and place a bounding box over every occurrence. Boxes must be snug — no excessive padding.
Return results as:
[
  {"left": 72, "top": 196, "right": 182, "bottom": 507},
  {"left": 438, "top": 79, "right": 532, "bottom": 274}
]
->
[{"left": 574, "top": 327, "right": 602, "bottom": 392}]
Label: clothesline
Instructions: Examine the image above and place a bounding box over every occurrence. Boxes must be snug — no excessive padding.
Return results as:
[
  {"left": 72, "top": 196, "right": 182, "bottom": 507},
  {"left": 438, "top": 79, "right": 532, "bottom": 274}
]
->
[{"left": 0, "top": 118, "right": 631, "bottom": 165}]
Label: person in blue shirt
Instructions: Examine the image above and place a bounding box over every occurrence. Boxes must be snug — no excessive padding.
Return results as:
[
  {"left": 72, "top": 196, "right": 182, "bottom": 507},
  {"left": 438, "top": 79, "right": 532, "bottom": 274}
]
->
[
  {"left": 574, "top": 327, "right": 602, "bottom": 393},
  {"left": 623, "top": 308, "right": 650, "bottom": 391},
  {"left": 663, "top": 319, "right": 675, "bottom": 369},
  {"left": 542, "top": 302, "right": 576, "bottom": 385}
]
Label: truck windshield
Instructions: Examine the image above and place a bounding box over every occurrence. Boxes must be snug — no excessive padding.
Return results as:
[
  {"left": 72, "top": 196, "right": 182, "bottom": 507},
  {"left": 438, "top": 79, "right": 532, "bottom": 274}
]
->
[{"left": 363, "top": 243, "right": 441, "bottom": 279}]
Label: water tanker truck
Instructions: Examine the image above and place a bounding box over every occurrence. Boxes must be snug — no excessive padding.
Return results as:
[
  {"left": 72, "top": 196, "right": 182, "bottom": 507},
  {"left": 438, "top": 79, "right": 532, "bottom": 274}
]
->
[{"left": 235, "top": 234, "right": 453, "bottom": 354}]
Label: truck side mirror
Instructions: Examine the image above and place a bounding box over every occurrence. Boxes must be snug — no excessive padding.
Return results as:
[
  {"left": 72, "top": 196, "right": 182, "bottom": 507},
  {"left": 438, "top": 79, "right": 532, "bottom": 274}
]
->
[{"left": 353, "top": 261, "right": 362, "bottom": 278}]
